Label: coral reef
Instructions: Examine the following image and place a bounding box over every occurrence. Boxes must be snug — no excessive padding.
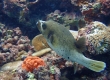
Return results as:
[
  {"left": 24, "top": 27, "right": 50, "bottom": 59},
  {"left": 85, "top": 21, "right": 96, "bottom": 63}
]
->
[
  {"left": 0, "top": 25, "right": 34, "bottom": 65},
  {"left": 0, "top": 23, "right": 109, "bottom": 80},
  {"left": 80, "top": 0, "right": 110, "bottom": 24},
  {"left": 0, "top": 0, "right": 109, "bottom": 39},
  {"left": 32, "top": 51, "right": 63, "bottom": 80},
  {"left": 1, "top": 0, "right": 79, "bottom": 39},
  {"left": 0, "top": 0, "right": 110, "bottom": 80}
]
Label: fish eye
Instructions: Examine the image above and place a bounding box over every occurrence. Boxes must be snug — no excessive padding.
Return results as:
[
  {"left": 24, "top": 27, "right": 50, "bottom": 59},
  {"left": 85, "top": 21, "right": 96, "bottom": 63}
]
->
[{"left": 42, "top": 23, "right": 47, "bottom": 30}]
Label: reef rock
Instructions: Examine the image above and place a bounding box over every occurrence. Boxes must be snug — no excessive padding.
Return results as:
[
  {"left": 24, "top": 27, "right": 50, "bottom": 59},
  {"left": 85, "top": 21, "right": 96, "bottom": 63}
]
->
[{"left": 78, "top": 21, "right": 110, "bottom": 54}]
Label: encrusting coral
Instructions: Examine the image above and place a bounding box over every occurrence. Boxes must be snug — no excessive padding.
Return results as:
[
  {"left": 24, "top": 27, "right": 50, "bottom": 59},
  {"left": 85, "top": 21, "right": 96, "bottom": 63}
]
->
[
  {"left": 22, "top": 56, "right": 45, "bottom": 72},
  {"left": 0, "top": 61, "right": 23, "bottom": 71},
  {"left": 0, "top": 71, "right": 24, "bottom": 80},
  {"left": 78, "top": 21, "right": 110, "bottom": 54}
]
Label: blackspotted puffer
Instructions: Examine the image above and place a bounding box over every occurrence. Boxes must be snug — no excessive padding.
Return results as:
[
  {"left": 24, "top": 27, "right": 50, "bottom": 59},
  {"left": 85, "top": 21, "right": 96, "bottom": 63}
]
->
[{"left": 37, "top": 20, "right": 106, "bottom": 72}]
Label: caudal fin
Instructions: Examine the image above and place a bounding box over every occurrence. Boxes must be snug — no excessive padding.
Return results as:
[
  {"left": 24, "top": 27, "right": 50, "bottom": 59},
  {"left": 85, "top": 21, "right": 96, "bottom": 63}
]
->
[
  {"left": 85, "top": 58, "right": 106, "bottom": 72},
  {"left": 71, "top": 51, "right": 106, "bottom": 72}
]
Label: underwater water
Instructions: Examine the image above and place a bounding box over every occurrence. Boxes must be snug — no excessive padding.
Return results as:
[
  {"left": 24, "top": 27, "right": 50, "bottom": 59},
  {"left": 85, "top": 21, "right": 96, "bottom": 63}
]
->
[{"left": 0, "top": 0, "right": 110, "bottom": 80}]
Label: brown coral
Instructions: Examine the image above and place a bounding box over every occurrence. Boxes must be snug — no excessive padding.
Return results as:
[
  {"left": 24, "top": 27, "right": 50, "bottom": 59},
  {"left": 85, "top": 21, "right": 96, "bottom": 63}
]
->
[{"left": 32, "top": 34, "right": 50, "bottom": 51}]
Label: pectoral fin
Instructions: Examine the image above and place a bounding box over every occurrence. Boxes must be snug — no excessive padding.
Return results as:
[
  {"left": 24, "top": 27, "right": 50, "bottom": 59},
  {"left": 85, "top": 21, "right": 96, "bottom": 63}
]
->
[{"left": 74, "top": 37, "right": 86, "bottom": 52}]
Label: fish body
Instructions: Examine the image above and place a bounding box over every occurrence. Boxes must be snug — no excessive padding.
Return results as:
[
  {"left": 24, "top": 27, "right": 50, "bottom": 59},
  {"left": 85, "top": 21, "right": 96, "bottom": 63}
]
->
[{"left": 37, "top": 20, "right": 106, "bottom": 72}]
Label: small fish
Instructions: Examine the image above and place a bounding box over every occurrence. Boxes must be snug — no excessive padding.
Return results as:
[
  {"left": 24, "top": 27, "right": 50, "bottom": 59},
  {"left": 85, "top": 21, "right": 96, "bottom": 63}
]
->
[{"left": 37, "top": 20, "right": 106, "bottom": 72}]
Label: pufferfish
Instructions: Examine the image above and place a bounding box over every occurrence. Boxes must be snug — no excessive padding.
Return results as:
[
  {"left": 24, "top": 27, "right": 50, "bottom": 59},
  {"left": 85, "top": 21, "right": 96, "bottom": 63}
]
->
[{"left": 37, "top": 20, "right": 106, "bottom": 72}]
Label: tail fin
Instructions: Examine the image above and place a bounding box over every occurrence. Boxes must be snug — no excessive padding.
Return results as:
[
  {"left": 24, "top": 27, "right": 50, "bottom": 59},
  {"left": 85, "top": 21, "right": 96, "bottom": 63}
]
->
[
  {"left": 72, "top": 52, "right": 106, "bottom": 72},
  {"left": 84, "top": 58, "right": 106, "bottom": 72}
]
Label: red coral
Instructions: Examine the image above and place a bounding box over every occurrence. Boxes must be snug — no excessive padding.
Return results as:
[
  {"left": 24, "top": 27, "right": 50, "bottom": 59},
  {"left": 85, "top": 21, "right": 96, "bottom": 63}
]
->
[{"left": 22, "top": 56, "right": 45, "bottom": 72}]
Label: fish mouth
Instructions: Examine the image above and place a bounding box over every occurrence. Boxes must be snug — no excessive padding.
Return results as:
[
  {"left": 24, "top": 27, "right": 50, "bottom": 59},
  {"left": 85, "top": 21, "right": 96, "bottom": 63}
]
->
[{"left": 36, "top": 20, "right": 45, "bottom": 33}]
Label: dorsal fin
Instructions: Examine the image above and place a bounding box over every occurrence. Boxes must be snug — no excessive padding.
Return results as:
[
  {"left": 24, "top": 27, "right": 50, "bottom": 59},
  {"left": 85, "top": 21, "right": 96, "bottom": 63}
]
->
[{"left": 74, "top": 37, "right": 86, "bottom": 52}]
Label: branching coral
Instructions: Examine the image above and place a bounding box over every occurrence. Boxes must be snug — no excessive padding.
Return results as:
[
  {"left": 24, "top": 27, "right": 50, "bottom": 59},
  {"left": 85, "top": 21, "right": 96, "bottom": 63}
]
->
[
  {"left": 0, "top": 26, "right": 34, "bottom": 65},
  {"left": 22, "top": 56, "right": 45, "bottom": 72}
]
